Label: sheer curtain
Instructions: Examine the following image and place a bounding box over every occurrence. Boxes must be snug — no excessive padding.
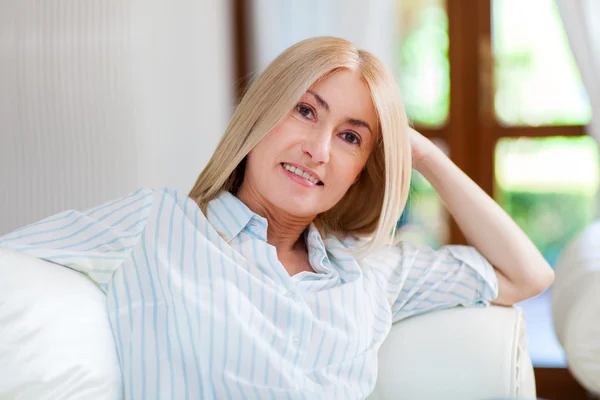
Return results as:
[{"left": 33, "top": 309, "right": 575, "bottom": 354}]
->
[
  {"left": 556, "top": 0, "right": 600, "bottom": 216},
  {"left": 556, "top": 0, "right": 600, "bottom": 144},
  {"left": 249, "top": 0, "right": 397, "bottom": 72}
]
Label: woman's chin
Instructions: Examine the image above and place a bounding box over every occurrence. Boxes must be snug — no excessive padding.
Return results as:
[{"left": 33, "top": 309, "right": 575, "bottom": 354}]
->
[{"left": 271, "top": 196, "right": 323, "bottom": 218}]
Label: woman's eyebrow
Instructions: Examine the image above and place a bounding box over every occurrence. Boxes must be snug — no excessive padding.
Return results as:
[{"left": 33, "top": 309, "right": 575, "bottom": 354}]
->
[
  {"left": 307, "top": 89, "right": 373, "bottom": 135},
  {"left": 307, "top": 90, "right": 329, "bottom": 112},
  {"left": 347, "top": 118, "right": 373, "bottom": 135}
]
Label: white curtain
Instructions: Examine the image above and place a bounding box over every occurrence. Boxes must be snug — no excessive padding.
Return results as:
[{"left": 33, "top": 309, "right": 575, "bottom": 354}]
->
[
  {"left": 555, "top": 0, "right": 600, "bottom": 143},
  {"left": 249, "top": 0, "right": 397, "bottom": 73},
  {"left": 0, "top": 0, "right": 234, "bottom": 234}
]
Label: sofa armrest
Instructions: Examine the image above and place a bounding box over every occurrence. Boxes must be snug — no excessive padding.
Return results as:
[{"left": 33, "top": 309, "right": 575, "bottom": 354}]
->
[{"left": 369, "top": 306, "right": 536, "bottom": 400}]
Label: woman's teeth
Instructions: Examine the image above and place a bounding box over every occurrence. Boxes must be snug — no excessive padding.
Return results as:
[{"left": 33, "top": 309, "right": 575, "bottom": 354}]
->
[{"left": 282, "top": 163, "right": 321, "bottom": 185}]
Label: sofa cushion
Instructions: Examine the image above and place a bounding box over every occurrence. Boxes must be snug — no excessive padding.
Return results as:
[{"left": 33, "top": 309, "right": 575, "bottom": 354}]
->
[{"left": 0, "top": 248, "right": 121, "bottom": 399}]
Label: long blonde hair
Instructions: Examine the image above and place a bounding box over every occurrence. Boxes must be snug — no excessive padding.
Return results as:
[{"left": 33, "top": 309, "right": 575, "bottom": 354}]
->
[{"left": 189, "top": 36, "right": 412, "bottom": 252}]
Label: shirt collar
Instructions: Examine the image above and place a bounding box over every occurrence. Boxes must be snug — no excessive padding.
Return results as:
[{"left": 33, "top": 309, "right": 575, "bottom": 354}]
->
[
  {"left": 304, "top": 223, "right": 335, "bottom": 273},
  {"left": 206, "top": 191, "right": 268, "bottom": 243},
  {"left": 206, "top": 191, "right": 331, "bottom": 267}
]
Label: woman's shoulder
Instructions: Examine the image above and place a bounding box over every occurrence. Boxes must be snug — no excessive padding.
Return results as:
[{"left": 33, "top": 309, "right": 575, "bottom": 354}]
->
[
  {"left": 145, "top": 187, "right": 203, "bottom": 212},
  {"left": 84, "top": 187, "right": 200, "bottom": 219},
  {"left": 131, "top": 187, "right": 185, "bottom": 198},
  {"left": 118, "top": 187, "right": 195, "bottom": 204},
  {"left": 96, "top": 187, "right": 207, "bottom": 232}
]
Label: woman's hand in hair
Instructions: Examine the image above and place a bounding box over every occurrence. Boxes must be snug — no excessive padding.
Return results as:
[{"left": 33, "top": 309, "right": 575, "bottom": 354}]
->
[{"left": 407, "top": 127, "right": 437, "bottom": 170}]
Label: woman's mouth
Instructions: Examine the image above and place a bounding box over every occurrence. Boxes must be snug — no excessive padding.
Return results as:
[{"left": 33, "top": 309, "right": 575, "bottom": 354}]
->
[{"left": 281, "top": 163, "right": 323, "bottom": 186}]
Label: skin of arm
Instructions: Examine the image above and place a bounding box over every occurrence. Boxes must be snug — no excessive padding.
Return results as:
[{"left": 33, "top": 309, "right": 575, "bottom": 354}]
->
[{"left": 408, "top": 128, "right": 555, "bottom": 306}]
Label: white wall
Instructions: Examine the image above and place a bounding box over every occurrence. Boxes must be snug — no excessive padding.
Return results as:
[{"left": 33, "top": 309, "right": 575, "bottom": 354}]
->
[{"left": 0, "top": 0, "right": 234, "bottom": 234}]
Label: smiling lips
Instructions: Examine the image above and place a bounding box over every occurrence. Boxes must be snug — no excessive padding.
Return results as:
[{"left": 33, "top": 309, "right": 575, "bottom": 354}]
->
[{"left": 281, "top": 163, "right": 323, "bottom": 185}]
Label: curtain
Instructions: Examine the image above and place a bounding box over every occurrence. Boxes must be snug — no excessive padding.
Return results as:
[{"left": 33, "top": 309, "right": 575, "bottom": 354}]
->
[
  {"left": 249, "top": 0, "right": 397, "bottom": 73},
  {"left": 555, "top": 0, "right": 600, "bottom": 143}
]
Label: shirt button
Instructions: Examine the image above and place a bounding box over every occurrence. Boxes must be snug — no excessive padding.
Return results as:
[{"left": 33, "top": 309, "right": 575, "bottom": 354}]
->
[
  {"left": 284, "top": 291, "right": 294, "bottom": 298},
  {"left": 292, "top": 336, "right": 301, "bottom": 345}
]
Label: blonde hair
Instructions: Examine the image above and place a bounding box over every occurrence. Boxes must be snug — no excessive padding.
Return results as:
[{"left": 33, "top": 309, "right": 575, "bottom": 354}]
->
[{"left": 189, "top": 36, "right": 412, "bottom": 252}]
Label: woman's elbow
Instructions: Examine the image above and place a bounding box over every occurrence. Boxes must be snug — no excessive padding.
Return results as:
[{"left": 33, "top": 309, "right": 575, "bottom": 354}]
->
[
  {"left": 531, "top": 264, "right": 555, "bottom": 296},
  {"left": 494, "top": 263, "right": 555, "bottom": 306},
  {"left": 518, "top": 262, "right": 555, "bottom": 301}
]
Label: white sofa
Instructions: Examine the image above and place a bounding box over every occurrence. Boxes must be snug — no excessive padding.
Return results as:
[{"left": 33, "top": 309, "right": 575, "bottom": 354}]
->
[{"left": 0, "top": 247, "right": 536, "bottom": 399}]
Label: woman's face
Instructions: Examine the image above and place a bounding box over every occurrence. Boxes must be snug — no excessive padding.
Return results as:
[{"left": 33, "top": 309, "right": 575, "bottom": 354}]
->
[{"left": 243, "top": 69, "right": 378, "bottom": 218}]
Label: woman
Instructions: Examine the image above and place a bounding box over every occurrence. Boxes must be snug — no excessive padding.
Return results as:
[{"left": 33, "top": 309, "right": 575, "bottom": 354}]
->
[{"left": 0, "top": 37, "right": 553, "bottom": 399}]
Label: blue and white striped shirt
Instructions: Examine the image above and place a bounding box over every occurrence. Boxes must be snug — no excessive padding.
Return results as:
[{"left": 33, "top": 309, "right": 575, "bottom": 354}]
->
[{"left": 0, "top": 188, "right": 498, "bottom": 399}]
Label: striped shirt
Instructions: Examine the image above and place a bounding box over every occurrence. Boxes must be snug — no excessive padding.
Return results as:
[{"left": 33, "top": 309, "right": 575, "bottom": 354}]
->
[{"left": 0, "top": 188, "right": 498, "bottom": 399}]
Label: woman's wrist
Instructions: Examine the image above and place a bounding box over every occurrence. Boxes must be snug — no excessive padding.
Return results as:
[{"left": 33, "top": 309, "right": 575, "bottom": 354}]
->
[{"left": 411, "top": 138, "right": 445, "bottom": 176}]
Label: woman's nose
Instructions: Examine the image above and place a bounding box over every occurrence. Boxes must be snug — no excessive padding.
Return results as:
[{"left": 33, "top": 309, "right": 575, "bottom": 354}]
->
[{"left": 301, "top": 131, "right": 331, "bottom": 164}]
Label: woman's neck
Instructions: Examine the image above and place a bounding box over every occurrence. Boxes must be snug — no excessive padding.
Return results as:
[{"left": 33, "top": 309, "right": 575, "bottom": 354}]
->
[{"left": 236, "top": 186, "right": 313, "bottom": 253}]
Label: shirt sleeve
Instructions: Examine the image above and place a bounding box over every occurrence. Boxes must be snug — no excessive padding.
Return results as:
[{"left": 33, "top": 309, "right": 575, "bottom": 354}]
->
[
  {"left": 366, "top": 241, "right": 499, "bottom": 323},
  {"left": 0, "top": 188, "right": 155, "bottom": 292}
]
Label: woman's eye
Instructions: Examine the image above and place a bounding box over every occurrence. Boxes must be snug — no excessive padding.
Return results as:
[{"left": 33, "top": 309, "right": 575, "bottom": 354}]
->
[
  {"left": 296, "top": 104, "right": 315, "bottom": 120},
  {"left": 341, "top": 132, "right": 361, "bottom": 145}
]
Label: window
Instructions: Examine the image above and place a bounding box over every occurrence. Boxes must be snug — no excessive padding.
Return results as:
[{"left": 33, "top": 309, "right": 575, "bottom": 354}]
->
[
  {"left": 493, "top": 0, "right": 591, "bottom": 126},
  {"left": 496, "top": 136, "right": 599, "bottom": 266},
  {"left": 396, "top": 0, "right": 598, "bottom": 374}
]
